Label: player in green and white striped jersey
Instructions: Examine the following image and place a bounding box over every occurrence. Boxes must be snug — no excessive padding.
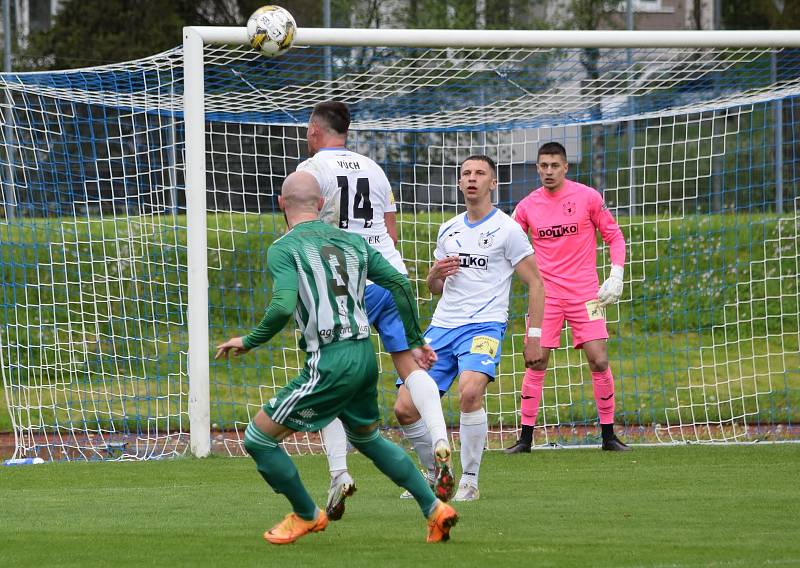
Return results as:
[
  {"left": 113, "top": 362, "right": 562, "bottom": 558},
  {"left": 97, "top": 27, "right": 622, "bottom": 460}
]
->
[
  {"left": 298, "top": 101, "right": 454, "bottom": 517},
  {"left": 215, "top": 171, "right": 458, "bottom": 545}
]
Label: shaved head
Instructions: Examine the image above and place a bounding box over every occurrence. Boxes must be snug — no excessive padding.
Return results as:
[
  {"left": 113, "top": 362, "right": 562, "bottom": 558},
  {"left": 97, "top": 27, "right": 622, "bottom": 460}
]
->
[{"left": 281, "top": 171, "right": 322, "bottom": 213}]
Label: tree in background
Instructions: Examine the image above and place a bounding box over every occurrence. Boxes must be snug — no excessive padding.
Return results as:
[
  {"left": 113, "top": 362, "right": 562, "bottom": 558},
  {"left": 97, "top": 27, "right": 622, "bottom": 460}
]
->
[
  {"left": 14, "top": 0, "right": 323, "bottom": 70},
  {"left": 721, "top": 0, "right": 800, "bottom": 30},
  {"left": 398, "top": 0, "right": 540, "bottom": 29},
  {"left": 19, "top": 0, "right": 192, "bottom": 70},
  {"left": 11, "top": 0, "right": 553, "bottom": 71}
]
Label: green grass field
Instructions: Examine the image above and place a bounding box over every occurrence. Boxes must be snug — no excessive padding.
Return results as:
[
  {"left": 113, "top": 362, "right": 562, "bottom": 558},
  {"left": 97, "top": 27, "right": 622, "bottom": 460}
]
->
[{"left": 1, "top": 445, "right": 798, "bottom": 567}]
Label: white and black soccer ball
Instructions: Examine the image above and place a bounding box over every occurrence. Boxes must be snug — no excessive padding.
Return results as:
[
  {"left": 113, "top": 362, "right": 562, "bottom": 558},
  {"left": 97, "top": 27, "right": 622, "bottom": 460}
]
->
[{"left": 246, "top": 5, "right": 297, "bottom": 57}]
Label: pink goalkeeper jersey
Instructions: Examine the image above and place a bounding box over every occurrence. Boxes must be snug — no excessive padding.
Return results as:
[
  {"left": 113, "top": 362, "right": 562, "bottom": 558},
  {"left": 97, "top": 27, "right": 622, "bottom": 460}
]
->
[{"left": 512, "top": 179, "right": 626, "bottom": 300}]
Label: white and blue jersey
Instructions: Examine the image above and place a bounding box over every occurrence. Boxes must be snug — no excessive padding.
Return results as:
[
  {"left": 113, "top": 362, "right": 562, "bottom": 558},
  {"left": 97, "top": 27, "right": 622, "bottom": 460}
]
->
[
  {"left": 401, "top": 208, "right": 534, "bottom": 392},
  {"left": 431, "top": 208, "right": 533, "bottom": 328}
]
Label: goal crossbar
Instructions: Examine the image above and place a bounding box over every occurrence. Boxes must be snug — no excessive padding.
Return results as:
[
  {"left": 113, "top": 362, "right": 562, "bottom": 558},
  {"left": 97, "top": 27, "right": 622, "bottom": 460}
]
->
[{"left": 189, "top": 27, "right": 800, "bottom": 48}]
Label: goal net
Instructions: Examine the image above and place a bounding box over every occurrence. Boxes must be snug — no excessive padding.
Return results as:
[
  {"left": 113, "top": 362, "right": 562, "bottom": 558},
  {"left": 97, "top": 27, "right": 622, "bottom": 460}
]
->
[{"left": 1, "top": 29, "right": 798, "bottom": 460}]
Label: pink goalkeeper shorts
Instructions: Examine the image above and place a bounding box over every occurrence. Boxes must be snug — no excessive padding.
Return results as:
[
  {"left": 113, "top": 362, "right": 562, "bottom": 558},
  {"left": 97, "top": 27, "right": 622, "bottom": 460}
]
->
[{"left": 541, "top": 297, "right": 609, "bottom": 349}]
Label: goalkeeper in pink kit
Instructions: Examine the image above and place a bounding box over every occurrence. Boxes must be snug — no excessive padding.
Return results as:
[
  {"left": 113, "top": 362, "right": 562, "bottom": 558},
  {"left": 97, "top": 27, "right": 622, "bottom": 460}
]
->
[{"left": 506, "top": 142, "right": 630, "bottom": 452}]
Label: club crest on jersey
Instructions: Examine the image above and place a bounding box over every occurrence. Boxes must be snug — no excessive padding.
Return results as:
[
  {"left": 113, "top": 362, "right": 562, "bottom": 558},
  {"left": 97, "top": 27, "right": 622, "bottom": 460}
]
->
[
  {"left": 478, "top": 232, "right": 495, "bottom": 249},
  {"left": 562, "top": 201, "right": 576, "bottom": 216}
]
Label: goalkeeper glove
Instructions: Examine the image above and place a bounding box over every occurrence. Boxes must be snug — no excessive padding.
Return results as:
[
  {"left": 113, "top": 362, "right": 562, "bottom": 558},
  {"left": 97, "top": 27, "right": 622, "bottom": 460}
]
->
[{"left": 598, "top": 265, "right": 624, "bottom": 307}]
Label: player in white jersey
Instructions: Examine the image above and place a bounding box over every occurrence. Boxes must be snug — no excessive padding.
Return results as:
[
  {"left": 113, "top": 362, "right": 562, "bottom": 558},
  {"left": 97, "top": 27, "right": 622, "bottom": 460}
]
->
[
  {"left": 393, "top": 154, "right": 546, "bottom": 501},
  {"left": 296, "top": 102, "right": 454, "bottom": 518}
]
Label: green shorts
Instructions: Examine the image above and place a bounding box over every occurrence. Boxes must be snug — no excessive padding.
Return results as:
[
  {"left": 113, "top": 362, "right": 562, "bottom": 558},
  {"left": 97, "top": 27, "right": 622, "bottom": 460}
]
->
[{"left": 264, "top": 338, "right": 380, "bottom": 432}]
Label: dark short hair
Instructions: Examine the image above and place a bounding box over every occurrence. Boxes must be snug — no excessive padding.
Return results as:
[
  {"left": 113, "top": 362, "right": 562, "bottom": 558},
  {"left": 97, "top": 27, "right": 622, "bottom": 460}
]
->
[
  {"left": 537, "top": 142, "right": 568, "bottom": 161},
  {"left": 310, "top": 101, "right": 350, "bottom": 135},
  {"left": 460, "top": 154, "right": 497, "bottom": 176}
]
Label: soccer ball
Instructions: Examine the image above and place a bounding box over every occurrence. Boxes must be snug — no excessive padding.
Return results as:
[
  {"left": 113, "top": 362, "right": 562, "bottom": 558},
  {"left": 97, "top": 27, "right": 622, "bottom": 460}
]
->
[{"left": 247, "top": 5, "right": 297, "bottom": 57}]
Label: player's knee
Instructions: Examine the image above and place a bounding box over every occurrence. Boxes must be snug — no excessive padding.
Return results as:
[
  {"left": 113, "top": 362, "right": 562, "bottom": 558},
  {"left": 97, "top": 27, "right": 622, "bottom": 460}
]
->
[
  {"left": 393, "top": 385, "right": 421, "bottom": 424},
  {"left": 529, "top": 360, "right": 548, "bottom": 372},
  {"left": 393, "top": 398, "right": 420, "bottom": 424},
  {"left": 348, "top": 423, "right": 378, "bottom": 436},
  {"left": 242, "top": 422, "right": 277, "bottom": 458},
  {"left": 242, "top": 435, "right": 258, "bottom": 457},
  {"left": 458, "top": 389, "right": 484, "bottom": 412},
  {"left": 588, "top": 357, "right": 609, "bottom": 372},
  {"left": 343, "top": 422, "right": 381, "bottom": 452}
]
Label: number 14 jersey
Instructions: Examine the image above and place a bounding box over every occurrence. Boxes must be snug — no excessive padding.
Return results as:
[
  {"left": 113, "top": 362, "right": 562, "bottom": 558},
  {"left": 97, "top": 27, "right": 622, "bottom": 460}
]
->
[{"left": 297, "top": 148, "right": 407, "bottom": 275}]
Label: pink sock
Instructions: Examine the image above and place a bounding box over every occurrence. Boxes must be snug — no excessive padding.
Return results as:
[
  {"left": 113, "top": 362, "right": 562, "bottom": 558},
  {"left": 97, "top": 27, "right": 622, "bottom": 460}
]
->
[
  {"left": 592, "top": 368, "right": 615, "bottom": 424},
  {"left": 521, "top": 369, "right": 545, "bottom": 427}
]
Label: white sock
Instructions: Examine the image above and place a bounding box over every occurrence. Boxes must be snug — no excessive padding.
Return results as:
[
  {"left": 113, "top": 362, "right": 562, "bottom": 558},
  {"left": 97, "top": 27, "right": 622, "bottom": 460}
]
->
[
  {"left": 400, "top": 418, "right": 435, "bottom": 474},
  {"left": 321, "top": 418, "right": 349, "bottom": 478},
  {"left": 459, "top": 408, "right": 487, "bottom": 488},
  {"left": 404, "top": 369, "right": 448, "bottom": 445}
]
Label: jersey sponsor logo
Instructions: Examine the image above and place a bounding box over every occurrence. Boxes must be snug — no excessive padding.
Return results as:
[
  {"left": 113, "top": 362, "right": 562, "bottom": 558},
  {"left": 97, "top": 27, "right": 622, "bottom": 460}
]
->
[
  {"left": 538, "top": 223, "right": 578, "bottom": 239},
  {"left": 562, "top": 201, "right": 576, "bottom": 216},
  {"left": 470, "top": 335, "right": 499, "bottom": 357},
  {"left": 336, "top": 159, "right": 362, "bottom": 170},
  {"left": 286, "top": 416, "right": 314, "bottom": 429},
  {"left": 319, "top": 323, "right": 370, "bottom": 338},
  {"left": 457, "top": 253, "right": 488, "bottom": 270},
  {"left": 367, "top": 235, "right": 382, "bottom": 245}
]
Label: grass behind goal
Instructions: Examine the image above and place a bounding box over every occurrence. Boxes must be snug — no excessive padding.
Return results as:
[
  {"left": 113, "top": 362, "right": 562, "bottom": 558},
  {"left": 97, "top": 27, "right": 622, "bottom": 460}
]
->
[
  {"left": 1, "top": 212, "right": 797, "bottom": 442},
  {"left": 2, "top": 41, "right": 799, "bottom": 459},
  {"left": 1, "top": 445, "right": 798, "bottom": 567}
]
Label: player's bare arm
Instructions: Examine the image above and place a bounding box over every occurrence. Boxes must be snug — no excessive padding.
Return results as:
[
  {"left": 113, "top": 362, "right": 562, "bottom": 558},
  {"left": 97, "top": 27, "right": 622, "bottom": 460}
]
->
[
  {"left": 426, "top": 256, "right": 460, "bottom": 295},
  {"left": 514, "top": 254, "right": 545, "bottom": 368},
  {"left": 385, "top": 211, "right": 398, "bottom": 244}
]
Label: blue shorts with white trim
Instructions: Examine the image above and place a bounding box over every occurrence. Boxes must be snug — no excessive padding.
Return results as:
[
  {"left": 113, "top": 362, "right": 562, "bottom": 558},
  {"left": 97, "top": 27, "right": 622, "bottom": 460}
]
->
[{"left": 396, "top": 321, "right": 506, "bottom": 394}]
